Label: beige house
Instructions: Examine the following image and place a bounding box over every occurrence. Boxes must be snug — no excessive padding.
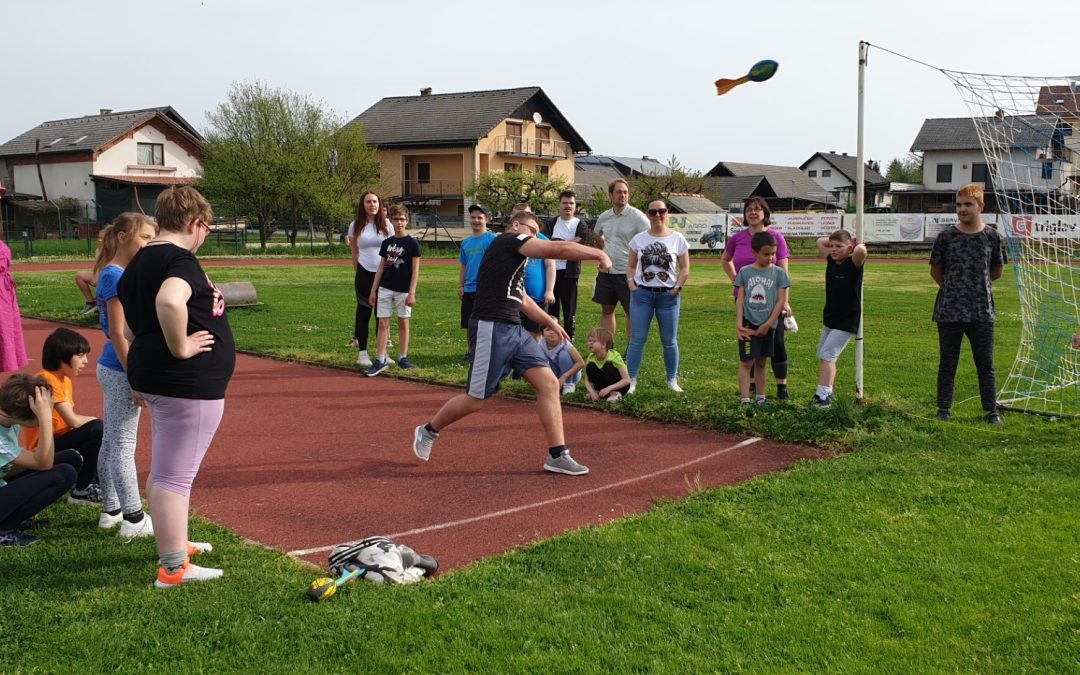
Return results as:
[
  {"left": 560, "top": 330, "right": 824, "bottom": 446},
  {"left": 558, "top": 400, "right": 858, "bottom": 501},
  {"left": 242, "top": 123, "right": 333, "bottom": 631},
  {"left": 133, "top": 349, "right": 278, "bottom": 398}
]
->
[{"left": 349, "top": 87, "right": 589, "bottom": 220}]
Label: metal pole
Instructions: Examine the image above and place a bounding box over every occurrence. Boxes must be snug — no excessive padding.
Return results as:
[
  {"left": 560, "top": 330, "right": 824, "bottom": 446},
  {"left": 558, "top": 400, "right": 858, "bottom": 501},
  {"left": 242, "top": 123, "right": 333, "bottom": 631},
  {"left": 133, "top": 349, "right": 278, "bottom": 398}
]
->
[{"left": 854, "top": 41, "right": 868, "bottom": 403}]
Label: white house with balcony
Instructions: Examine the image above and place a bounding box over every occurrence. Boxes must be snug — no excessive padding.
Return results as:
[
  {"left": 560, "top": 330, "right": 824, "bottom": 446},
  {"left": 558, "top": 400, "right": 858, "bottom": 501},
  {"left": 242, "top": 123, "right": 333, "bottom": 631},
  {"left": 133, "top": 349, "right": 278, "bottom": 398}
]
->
[
  {"left": 800, "top": 151, "right": 888, "bottom": 209},
  {"left": 0, "top": 106, "right": 202, "bottom": 224}
]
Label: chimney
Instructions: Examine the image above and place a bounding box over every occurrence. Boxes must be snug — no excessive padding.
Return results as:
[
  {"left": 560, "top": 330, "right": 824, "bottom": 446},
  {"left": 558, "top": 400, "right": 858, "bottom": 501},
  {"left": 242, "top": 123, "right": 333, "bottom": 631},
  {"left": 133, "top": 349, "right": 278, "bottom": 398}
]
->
[
  {"left": 99, "top": 108, "right": 113, "bottom": 115},
  {"left": 419, "top": 88, "right": 432, "bottom": 97},
  {"left": 842, "top": 152, "right": 848, "bottom": 156}
]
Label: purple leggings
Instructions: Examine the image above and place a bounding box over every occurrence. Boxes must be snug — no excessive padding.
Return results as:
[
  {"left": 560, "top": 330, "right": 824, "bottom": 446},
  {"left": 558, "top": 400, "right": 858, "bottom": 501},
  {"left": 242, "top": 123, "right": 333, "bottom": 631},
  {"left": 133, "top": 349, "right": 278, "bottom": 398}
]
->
[{"left": 140, "top": 393, "right": 224, "bottom": 497}]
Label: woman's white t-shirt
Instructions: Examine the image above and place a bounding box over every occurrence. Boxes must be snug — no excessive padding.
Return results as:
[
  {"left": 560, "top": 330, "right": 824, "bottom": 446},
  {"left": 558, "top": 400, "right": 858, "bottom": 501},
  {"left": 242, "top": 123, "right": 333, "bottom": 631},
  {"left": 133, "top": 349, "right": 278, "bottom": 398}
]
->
[
  {"left": 628, "top": 230, "right": 688, "bottom": 288},
  {"left": 348, "top": 220, "right": 390, "bottom": 272}
]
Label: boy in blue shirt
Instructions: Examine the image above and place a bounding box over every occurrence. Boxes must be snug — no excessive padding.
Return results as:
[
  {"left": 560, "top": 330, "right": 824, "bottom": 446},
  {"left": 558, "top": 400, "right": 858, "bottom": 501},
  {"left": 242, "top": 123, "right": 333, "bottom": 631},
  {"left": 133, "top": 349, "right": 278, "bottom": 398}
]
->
[
  {"left": 735, "top": 231, "right": 791, "bottom": 405},
  {"left": 458, "top": 204, "right": 496, "bottom": 362}
]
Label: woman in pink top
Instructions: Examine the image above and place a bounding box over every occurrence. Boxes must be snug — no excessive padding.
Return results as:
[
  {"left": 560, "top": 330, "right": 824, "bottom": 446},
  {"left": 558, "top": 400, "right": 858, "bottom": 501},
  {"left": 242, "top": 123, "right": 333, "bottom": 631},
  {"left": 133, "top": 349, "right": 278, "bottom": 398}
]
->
[
  {"left": 0, "top": 237, "right": 28, "bottom": 373},
  {"left": 721, "top": 197, "right": 793, "bottom": 400}
]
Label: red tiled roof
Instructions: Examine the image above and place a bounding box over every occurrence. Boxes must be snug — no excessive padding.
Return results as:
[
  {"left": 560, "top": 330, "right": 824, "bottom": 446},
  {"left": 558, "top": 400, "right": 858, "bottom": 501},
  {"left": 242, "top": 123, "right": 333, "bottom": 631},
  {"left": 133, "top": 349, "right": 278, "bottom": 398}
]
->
[
  {"left": 91, "top": 174, "right": 198, "bottom": 186},
  {"left": 1036, "top": 85, "right": 1080, "bottom": 115}
]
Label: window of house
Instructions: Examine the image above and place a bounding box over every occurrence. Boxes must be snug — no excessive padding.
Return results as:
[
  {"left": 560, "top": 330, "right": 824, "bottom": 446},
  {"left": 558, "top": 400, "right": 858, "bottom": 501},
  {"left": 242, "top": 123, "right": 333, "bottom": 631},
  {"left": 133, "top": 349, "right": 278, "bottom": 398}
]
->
[
  {"left": 137, "top": 143, "right": 164, "bottom": 166},
  {"left": 417, "top": 163, "right": 430, "bottom": 184},
  {"left": 972, "top": 163, "right": 989, "bottom": 183},
  {"left": 536, "top": 165, "right": 549, "bottom": 175},
  {"left": 821, "top": 169, "right": 831, "bottom": 177},
  {"left": 504, "top": 162, "right": 522, "bottom": 172},
  {"left": 808, "top": 170, "right": 817, "bottom": 177},
  {"left": 1042, "top": 160, "right": 1054, "bottom": 180},
  {"left": 936, "top": 163, "right": 953, "bottom": 183}
]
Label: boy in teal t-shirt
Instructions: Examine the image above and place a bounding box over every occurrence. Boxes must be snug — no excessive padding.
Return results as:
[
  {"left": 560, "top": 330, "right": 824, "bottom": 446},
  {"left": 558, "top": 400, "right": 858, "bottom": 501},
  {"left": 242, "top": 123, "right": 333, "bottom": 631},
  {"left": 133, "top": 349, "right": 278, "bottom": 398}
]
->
[{"left": 735, "top": 231, "right": 791, "bottom": 405}]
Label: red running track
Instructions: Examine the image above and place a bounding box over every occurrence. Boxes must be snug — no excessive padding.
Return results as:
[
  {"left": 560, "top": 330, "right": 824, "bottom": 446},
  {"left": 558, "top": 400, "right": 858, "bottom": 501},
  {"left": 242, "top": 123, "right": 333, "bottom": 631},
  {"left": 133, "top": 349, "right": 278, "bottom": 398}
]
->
[{"left": 18, "top": 318, "right": 823, "bottom": 572}]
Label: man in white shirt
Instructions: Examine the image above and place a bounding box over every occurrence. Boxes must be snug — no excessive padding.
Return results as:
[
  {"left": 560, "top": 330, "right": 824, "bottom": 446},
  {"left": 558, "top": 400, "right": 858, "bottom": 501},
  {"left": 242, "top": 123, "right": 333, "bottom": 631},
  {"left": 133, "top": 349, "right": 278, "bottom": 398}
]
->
[{"left": 542, "top": 190, "right": 589, "bottom": 341}]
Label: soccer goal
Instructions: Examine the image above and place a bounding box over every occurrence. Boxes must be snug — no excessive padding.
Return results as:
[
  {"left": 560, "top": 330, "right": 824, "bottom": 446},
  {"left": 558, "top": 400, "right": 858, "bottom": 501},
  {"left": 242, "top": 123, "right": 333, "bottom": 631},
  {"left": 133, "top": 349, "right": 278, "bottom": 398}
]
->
[{"left": 944, "top": 71, "right": 1080, "bottom": 417}]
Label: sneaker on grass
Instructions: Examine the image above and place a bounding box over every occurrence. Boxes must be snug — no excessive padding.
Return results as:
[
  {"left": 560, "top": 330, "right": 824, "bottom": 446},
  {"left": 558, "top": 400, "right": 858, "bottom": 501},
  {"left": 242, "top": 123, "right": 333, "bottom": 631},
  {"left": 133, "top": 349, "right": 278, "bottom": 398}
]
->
[
  {"left": 155, "top": 560, "right": 223, "bottom": 588},
  {"left": 79, "top": 302, "right": 99, "bottom": 316},
  {"left": 413, "top": 425, "right": 437, "bottom": 461},
  {"left": 811, "top": 394, "right": 834, "bottom": 410},
  {"left": 119, "top": 514, "right": 154, "bottom": 540},
  {"left": 98, "top": 511, "right": 123, "bottom": 529},
  {"left": 543, "top": 449, "right": 589, "bottom": 476},
  {"left": 346, "top": 337, "right": 360, "bottom": 348},
  {"left": 561, "top": 381, "right": 576, "bottom": 395},
  {"left": 397, "top": 357, "right": 417, "bottom": 370},
  {"left": 0, "top": 530, "right": 39, "bottom": 547},
  {"left": 364, "top": 358, "right": 390, "bottom": 377},
  {"left": 188, "top": 541, "right": 213, "bottom": 556},
  {"left": 356, "top": 350, "right": 373, "bottom": 368},
  {"left": 68, "top": 484, "right": 102, "bottom": 506}
]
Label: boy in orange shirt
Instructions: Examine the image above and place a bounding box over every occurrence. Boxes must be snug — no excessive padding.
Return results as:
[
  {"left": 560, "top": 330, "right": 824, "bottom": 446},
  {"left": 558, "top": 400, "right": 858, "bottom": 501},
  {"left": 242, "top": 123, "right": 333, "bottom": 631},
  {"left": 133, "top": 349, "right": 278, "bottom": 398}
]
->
[{"left": 22, "top": 328, "right": 103, "bottom": 504}]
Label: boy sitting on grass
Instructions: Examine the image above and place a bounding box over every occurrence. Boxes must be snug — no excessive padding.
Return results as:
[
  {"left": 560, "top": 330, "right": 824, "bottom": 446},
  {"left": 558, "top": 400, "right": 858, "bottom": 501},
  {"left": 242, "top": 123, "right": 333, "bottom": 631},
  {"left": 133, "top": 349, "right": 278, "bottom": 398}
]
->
[
  {"left": 22, "top": 328, "right": 103, "bottom": 504},
  {"left": 366, "top": 204, "right": 422, "bottom": 376},
  {"left": 0, "top": 375, "right": 81, "bottom": 547},
  {"left": 583, "top": 328, "right": 631, "bottom": 402},
  {"left": 735, "top": 231, "right": 790, "bottom": 406}
]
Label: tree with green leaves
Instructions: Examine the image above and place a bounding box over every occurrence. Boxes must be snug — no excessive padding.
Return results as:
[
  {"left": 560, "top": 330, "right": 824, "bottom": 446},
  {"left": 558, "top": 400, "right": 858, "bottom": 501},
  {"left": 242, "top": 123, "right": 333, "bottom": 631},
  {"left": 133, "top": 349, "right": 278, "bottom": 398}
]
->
[
  {"left": 199, "top": 81, "right": 380, "bottom": 248},
  {"left": 465, "top": 170, "right": 573, "bottom": 217},
  {"left": 628, "top": 155, "right": 706, "bottom": 210},
  {"left": 884, "top": 153, "right": 924, "bottom": 184}
]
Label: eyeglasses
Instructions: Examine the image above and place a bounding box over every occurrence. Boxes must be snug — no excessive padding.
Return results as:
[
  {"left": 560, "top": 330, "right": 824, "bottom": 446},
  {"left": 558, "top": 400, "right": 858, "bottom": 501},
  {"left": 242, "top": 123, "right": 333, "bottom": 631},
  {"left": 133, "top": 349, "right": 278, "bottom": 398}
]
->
[
  {"left": 197, "top": 219, "right": 212, "bottom": 234},
  {"left": 647, "top": 208, "right": 668, "bottom": 216}
]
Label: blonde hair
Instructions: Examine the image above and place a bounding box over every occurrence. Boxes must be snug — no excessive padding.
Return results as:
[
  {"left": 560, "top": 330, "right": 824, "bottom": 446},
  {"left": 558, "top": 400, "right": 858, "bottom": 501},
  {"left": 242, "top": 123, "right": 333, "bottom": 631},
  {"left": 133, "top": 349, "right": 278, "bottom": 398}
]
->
[
  {"left": 155, "top": 186, "right": 212, "bottom": 233},
  {"left": 94, "top": 212, "right": 158, "bottom": 273},
  {"left": 957, "top": 183, "right": 985, "bottom": 209}
]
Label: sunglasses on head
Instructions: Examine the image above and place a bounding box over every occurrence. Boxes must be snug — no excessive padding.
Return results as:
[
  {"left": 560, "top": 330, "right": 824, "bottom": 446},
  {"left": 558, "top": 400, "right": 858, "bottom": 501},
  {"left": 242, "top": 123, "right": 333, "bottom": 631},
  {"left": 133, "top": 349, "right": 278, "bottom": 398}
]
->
[{"left": 647, "top": 208, "right": 668, "bottom": 216}]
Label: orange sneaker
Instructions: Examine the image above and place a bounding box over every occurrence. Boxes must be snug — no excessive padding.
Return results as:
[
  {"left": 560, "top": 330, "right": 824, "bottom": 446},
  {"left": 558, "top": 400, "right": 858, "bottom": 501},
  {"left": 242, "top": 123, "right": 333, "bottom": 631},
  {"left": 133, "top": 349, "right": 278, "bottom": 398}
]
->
[{"left": 154, "top": 558, "right": 223, "bottom": 588}]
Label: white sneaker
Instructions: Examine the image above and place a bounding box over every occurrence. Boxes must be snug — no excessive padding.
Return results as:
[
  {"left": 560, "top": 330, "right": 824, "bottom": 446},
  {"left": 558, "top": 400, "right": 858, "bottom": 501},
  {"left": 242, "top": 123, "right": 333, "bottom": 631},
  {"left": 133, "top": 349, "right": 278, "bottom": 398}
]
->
[
  {"left": 155, "top": 560, "right": 224, "bottom": 588},
  {"left": 119, "top": 514, "right": 154, "bottom": 539},
  {"left": 561, "top": 382, "right": 576, "bottom": 395},
  {"left": 667, "top": 379, "right": 684, "bottom": 393},
  {"left": 627, "top": 378, "right": 637, "bottom": 395},
  {"left": 188, "top": 541, "right": 213, "bottom": 556},
  {"left": 357, "top": 350, "right": 373, "bottom": 367},
  {"left": 98, "top": 511, "right": 122, "bottom": 529}
]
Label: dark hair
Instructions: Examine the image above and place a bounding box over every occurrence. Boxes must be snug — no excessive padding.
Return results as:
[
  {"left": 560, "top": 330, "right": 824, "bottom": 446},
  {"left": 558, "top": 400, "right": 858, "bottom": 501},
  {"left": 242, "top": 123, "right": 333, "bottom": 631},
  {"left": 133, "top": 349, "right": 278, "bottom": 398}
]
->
[
  {"left": 387, "top": 204, "right": 409, "bottom": 220},
  {"left": 829, "top": 229, "right": 853, "bottom": 243},
  {"left": 743, "top": 196, "right": 772, "bottom": 226},
  {"left": 750, "top": 230, "right": 777, "bottom": 252},
  {"left": 355, "top": 192, "right": 389, "bottom": 237},
  {"left": 41, "top": 328, "right": 91, "bottom": 370},
  {"left": 0, "top": 374, "right": 50, "bottom": 421},
  {"left": 607, "top": 178, "right": 629, "bottom": 195},
  {"left": 559, "top": 190, "right": 576, "bottom": 201}
]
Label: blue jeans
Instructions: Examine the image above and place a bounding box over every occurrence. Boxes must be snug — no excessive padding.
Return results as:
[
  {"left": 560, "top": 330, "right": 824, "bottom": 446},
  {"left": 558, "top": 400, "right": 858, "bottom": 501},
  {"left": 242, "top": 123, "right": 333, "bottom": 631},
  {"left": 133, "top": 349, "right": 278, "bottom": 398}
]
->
[{"left": 626, "top": 287, "right": 680, "bottom": 381}]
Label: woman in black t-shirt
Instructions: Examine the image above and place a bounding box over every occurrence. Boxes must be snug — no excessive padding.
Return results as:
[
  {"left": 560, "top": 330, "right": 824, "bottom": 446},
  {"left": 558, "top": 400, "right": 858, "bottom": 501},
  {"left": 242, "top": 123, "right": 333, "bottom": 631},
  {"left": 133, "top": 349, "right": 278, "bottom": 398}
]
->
[{"left": 117, "top": 187, "right": 234, "bottom": 588}]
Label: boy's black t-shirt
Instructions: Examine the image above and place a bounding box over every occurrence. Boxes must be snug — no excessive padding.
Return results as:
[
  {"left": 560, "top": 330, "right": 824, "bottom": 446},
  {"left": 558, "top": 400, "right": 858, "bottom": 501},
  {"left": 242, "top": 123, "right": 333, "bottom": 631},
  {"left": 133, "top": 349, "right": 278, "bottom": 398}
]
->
[
  {"left": 823, "top": 255, "right": 864, "bottom": 334},
  {"left": 117, "top": 242, "right": 235, "bottom": 400},
  {"left": 377, "top": 235, "right": 421, "bottom": 292},
  {"left": 471, "top": 232, "right": 530, "bottom": 324}
]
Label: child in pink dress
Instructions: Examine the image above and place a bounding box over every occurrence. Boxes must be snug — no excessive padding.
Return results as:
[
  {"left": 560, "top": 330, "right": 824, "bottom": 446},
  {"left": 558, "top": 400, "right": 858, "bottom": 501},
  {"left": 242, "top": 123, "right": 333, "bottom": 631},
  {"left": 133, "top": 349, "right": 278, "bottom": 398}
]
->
[{"left": 0, "top": 240, "right": 28, "bottom": 372}]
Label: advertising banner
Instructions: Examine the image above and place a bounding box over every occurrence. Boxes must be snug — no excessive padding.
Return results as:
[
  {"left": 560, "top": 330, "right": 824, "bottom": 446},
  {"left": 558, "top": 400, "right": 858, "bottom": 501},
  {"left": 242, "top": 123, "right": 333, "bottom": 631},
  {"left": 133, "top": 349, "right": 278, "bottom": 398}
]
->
[
  {"left": 669, "top": 213, "right": 726, "bottom": 250},
  {"left": 924, "top": 213, "right": 998, "bottom": 239},
  {"left": 861, "top": 213, "right": 927, "bottom": 242},
  {"left": 1002, "top": 214, "right": 1080, "bottom": 239},
  {"left": 727, "top": 213, "right": 841, "bottom": 239}
]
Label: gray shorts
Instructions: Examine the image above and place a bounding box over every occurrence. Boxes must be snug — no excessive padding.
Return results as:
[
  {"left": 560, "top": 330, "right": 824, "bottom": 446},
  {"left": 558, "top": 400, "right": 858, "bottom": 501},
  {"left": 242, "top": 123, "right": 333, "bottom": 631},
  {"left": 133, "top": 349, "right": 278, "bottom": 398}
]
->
[
  {"left": 467, "top": 320, "right": 550, "bottom": 399},
  {"left": 817, "top": 327, "right": 855, "bottom": 363}
]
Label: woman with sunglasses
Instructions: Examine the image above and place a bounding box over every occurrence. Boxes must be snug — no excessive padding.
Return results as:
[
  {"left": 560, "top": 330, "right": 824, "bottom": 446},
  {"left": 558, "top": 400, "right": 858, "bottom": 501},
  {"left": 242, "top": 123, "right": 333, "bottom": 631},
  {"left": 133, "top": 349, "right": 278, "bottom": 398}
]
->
[
  {"left": 624, "top": 198, "right": 690, "bottom": 393},
  {"left": 721, "top": 196, "right": 793, "bottom": 400}
]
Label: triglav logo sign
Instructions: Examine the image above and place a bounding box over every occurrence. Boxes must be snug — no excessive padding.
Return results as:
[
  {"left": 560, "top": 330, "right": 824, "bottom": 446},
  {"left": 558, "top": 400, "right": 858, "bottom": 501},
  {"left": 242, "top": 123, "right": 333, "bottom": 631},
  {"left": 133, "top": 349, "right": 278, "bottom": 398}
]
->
[{"left": 1009, "top": 215, "right": 1080, "bottom": 239}]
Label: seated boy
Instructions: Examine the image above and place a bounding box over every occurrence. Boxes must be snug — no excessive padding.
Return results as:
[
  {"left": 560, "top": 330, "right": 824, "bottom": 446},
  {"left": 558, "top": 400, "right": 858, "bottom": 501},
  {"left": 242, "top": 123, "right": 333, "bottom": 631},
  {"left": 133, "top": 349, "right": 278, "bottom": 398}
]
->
[{"left": 0, "top": 375, "right": 82, "bottom": 546}]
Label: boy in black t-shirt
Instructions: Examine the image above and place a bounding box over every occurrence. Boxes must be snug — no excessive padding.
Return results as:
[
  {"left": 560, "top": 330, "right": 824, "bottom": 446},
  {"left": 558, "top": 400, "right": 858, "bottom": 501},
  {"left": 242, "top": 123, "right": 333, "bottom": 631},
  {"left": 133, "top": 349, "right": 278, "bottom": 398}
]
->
[
  {"left": 366, "top": 205, "right": 421, "bottom": 376},
  {"left": 812, "top": 230, "right": 867, "bottom": 409},
  {"left": 412, "top": 212, "right": 612, "bottom": 476},
  {"left": 929, "top": 183, "right": 1005, "bottom": 425}
]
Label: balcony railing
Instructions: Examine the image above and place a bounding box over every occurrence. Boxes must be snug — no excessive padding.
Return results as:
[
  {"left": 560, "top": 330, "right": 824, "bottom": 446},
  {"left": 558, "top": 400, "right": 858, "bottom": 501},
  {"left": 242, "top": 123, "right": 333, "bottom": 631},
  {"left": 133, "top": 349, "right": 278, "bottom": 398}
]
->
[
  {"left": 400, "top": 179, "right": 463, "bottom": 198},
  {"left": 494, "top": 135, "right": 571, "bottom": 159}
]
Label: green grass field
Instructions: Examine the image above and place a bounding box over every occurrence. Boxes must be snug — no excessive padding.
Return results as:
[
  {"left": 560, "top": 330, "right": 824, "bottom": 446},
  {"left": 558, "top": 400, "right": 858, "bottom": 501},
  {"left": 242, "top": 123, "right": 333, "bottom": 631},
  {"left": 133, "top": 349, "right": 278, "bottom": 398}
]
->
[{"left": 6, "top": 260, "right": 1079, "bottom": 672}]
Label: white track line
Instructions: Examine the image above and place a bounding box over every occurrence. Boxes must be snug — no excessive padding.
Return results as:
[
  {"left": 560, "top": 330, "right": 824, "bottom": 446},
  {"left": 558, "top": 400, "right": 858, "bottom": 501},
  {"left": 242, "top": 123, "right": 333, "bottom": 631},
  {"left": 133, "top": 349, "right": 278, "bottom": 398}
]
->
[{"left": 287, "top": 436, "right": 762, "bottom": 558}]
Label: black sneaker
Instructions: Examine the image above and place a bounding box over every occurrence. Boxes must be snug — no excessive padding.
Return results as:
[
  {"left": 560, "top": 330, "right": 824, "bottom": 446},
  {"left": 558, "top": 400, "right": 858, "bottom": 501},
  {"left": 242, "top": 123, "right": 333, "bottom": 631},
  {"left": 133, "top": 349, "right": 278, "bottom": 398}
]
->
[
  {"left": 0, "top": 530, "right": 40, "bottom": 547},
  {"left": 812, "top": 394, "right": 834, "bottom": 409},
  {"left": 776, "top": 386, "right": 790, "bottom": 401},
  {"left": 68, "top": 484, "right": 102, "bottom": 505},
  {"left": 17, "top": 517, "right": 50, "bottom": 530},
  {"left": 936, "top": 409, "right": 952, "bottom": 421},
  {"left": 986, "top": 413, "right": 1004, "bottom": 426}
]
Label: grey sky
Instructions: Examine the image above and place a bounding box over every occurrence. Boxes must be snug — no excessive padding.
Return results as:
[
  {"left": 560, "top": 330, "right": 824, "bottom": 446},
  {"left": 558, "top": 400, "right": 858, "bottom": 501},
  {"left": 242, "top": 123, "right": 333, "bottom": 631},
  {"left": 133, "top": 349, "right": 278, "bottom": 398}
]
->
[{"left": 5, "top": 0, "right": 1078, "bottom": 174}]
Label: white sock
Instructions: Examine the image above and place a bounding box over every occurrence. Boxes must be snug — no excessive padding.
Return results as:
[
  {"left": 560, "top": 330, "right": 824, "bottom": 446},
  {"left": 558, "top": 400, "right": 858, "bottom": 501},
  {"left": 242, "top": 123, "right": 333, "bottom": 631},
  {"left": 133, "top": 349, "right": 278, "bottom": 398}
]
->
[{"left": 816, "top": 385, "right": 831, "bottom": 398}]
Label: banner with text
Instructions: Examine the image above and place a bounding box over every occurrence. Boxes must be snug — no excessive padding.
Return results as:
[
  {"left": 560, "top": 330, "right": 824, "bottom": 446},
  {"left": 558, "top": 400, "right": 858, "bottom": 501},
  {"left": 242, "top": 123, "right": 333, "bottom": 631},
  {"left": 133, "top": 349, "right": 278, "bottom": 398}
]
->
[
  {"left": 669, "top": 213, "right": 726, "bottom": 250},
  {"left": 1001, "top": 214, "right": 1080, "bottom": 239}
]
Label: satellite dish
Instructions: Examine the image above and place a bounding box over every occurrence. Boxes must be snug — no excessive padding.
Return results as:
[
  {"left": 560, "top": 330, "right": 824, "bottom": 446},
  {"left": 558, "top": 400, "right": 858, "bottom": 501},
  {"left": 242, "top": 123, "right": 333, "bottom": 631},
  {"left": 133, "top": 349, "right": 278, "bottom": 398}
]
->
[{"left": 532, "top": 112, "right": 543, "bottom": 124}]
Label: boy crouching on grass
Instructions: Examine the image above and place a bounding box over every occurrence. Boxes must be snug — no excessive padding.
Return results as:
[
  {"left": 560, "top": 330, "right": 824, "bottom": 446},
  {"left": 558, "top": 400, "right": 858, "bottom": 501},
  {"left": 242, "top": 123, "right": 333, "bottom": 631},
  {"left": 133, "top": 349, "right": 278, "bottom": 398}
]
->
[
  {"left": 366, "top": 204, "right": 421, "bottom": 376},
  {"left": 735, "top": 231, "right": 790, "bottom": 406},
  {"left": 812, "top": 230, "right": 867, "bottom": 409}
]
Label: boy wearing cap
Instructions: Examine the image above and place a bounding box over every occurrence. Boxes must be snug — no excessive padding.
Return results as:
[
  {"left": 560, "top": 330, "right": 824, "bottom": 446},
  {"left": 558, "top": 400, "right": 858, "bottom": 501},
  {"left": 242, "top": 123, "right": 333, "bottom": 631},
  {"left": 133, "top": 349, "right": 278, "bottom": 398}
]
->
[{"left": 458, "top": 204, "right": 497, "bottom": 361}]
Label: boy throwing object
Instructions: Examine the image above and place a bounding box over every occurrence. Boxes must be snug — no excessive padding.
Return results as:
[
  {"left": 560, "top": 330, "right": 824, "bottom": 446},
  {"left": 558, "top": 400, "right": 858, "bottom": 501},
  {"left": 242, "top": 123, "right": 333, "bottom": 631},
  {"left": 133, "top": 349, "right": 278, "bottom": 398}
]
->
[{"left": 412, "top": 212, "right": 612, "bottom": 476}]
